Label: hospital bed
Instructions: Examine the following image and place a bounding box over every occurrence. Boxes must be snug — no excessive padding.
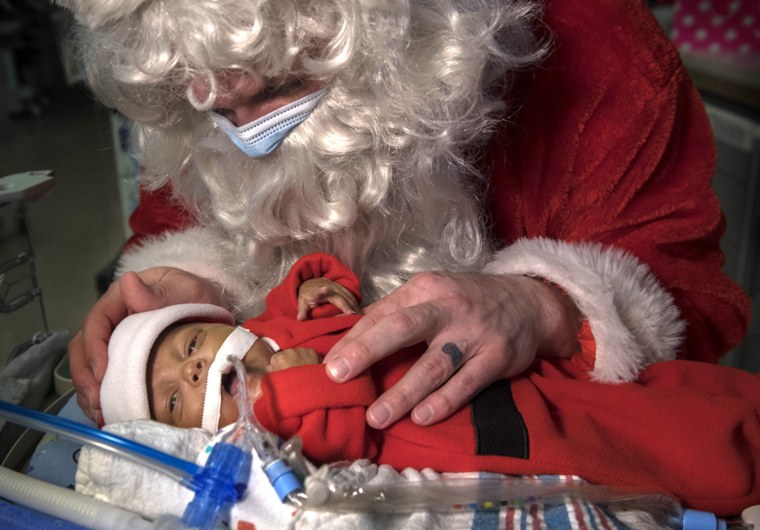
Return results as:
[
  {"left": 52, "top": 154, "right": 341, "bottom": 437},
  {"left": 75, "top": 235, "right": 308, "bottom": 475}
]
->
[
  {"left": 2, "top": 350, "right": 757, "bottom": 530},
  {"left": 0, "top": 389, "right": 673, "bottom": 530}
]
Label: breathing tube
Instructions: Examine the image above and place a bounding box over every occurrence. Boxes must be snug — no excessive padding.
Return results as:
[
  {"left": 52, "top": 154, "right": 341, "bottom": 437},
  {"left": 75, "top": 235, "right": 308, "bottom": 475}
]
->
[
  {"left": 0, "top": 399, "right": 246, "bottom": 530},
  {"left": 220, "top": 355, "right": 306, "bottom": 507}
]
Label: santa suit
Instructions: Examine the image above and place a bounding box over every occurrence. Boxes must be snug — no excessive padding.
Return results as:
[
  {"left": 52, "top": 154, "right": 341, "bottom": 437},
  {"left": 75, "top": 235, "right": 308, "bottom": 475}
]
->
[
  {"left": 247, "top": 254, "right": 760, "bottom": 517},
  {"left": 120, "top": 0, "right": 750, "bottom": 383}
]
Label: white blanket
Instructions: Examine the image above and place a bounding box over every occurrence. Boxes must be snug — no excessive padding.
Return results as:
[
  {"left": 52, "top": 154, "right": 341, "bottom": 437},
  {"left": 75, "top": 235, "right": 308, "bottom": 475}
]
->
[
  {"left": 0, "top": 330, "right": 69, "bottom": 429},
  {"left": 76, "top": 421, "right": 655, "bottom": 530}
]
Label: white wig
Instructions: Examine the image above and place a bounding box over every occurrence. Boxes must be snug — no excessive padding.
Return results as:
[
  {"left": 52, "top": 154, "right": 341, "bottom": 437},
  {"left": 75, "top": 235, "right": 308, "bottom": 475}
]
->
[{"left": 64, "top": 0, "right": 548, "bottom": 315}]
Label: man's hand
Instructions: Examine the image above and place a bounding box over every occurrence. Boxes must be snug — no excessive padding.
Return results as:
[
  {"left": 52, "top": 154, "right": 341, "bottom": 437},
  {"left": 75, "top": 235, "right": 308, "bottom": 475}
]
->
[
  {"left": 68, "top": 267, "right": 224, "bottom": 424},
  {"left": 323, "top": 271, "right": 581, "bottom": 429}
]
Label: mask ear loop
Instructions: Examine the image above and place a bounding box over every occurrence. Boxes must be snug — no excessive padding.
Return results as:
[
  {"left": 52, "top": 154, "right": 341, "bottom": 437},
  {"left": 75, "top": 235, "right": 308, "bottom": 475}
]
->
[{"left": 201, "top": 326, "right": 259, "bottom": 433}]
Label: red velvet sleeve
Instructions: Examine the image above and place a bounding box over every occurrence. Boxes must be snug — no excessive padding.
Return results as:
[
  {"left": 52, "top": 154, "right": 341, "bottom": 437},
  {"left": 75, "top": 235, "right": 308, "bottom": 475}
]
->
[
  {"left": 253, "top": 364, "right": 379, "bottom": 464},
  {"left": 125, "top": 184, "right": 195, "bottom": 249},
  {"left": 485, "top": 0, "right": 750, "bottom": 361}
]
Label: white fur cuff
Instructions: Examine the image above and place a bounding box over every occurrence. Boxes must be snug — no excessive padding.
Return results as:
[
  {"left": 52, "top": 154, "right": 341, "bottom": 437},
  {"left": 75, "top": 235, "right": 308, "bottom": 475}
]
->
[
  {"left": 483, "top": 238, "right": 684, "bottom": 382},
  {"left": 116, "top": 226, "right": 256, "bottom": 317}
]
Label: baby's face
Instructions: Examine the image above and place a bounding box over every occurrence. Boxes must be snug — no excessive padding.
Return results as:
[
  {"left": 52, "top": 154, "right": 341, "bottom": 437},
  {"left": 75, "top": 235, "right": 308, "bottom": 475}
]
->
[{"left": 148, "top": 322, "right": 274, "bottom": 428}]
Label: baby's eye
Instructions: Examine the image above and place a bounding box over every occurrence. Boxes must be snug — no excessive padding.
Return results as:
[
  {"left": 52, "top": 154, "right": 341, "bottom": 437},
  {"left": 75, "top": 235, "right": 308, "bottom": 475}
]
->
[
  {"left": 188, "top": 337, "right": 197, "bottom": 356},
  {"left": 169, "top": 393, "right": 177, "bottom": 414}
]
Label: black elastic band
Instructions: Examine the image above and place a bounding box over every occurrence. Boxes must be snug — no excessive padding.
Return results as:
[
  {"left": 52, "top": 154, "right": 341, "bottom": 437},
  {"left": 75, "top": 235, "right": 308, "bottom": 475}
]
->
[{"left": 470, "top": 380, "right": 529, "bottom": 459}]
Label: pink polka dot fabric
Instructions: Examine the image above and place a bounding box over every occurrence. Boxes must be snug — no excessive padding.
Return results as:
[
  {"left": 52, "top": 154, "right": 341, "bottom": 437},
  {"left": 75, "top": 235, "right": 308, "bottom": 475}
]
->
[{"left": 672, "top": 0, "right": 759, "bottom": 54}]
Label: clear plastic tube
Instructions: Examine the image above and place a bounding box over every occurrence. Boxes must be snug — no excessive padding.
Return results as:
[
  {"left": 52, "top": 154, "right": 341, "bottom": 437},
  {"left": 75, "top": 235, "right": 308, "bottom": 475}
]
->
[
  {"left": 302, "top": 469, "right": 740, "bottom": 530},
  {"left": 224, "top": 356, "right": 305, "bottom": 506},
  {"left": 303, "top": 471, "right": 666, "bottom": 512}
]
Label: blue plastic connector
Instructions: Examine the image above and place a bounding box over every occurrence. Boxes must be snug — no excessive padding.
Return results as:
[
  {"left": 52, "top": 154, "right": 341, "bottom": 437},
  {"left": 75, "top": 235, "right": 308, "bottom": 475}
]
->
[
  {"left": 182, "top": 443, "right": 251, "bottom": 530},
  {"left": 265, "top": 459, "right": 303, "bottom": 502},
  {"left": 681, "top": 509, "right": 727, "bottom": 530}
]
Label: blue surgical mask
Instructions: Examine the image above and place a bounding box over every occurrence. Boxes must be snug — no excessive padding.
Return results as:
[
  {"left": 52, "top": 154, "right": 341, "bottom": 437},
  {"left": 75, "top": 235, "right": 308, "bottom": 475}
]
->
[{"left": 210, "top": 87, "right": 328, "bottom": 158}]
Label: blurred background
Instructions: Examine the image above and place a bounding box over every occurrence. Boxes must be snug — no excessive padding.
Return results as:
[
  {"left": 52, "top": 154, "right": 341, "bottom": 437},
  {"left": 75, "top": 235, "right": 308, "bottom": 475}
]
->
[
  {"left": 0, "top": 1, "right": 130, "bottom": 408},
  {"left": 0, "top": 0, "right": 758, "bottom": 416}
]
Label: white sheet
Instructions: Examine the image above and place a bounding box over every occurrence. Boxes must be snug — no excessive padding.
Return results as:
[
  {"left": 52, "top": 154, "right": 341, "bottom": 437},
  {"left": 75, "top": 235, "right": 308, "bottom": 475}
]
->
[{"left": 75, "top": 421, "right": 662, "bottom": 530}]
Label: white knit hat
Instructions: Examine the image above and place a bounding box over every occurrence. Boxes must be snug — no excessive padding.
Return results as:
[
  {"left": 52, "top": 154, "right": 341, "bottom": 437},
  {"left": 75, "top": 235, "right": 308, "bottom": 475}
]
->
[{"left": 101, "top": 303, "right": 235, "bottom": 426}]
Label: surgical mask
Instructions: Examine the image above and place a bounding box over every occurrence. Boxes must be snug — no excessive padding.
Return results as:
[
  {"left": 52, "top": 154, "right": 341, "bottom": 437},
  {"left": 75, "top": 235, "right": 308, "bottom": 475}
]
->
[{"left": 210, "top": 87, "right": 328, "bottom": 158}]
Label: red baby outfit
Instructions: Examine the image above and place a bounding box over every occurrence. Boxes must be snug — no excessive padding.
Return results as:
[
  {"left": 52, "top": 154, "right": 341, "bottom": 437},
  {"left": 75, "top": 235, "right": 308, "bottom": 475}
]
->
[{"left": 247, "top": 254, "right": 760, "bottom": 517}]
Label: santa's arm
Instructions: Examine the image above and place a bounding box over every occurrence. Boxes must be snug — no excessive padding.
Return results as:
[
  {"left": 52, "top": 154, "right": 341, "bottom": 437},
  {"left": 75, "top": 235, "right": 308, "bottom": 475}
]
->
[
  {"left": 485, "top": 1, "right": 749, "bottom": 381},
  {"left": 117, "top": 224, "right": 254, "bottom": 311},
  {"left": 484, "top": 240, "right": 683, "bottom": 382}
]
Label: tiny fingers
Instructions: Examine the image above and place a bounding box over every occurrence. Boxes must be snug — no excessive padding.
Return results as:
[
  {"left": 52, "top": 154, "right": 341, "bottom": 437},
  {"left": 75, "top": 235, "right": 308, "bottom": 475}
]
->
[
  {"left": 269, "top": 348, "right": 321, "bottom": 370},
  {"left": 329, "top": 293, "right": 359, "bottom": 315},
  {"left": 296, "top": 296, "right": 309, "bottom": 321},
  {"left": 297, "top": 282, "right": 359, "bottom": 319},
  {"left": 321, "top": 282, "right": 359, "bottom": 314}
]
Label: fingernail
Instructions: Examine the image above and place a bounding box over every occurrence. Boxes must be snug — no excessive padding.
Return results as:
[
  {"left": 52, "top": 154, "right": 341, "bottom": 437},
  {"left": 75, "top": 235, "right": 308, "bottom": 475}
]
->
[
  {"left": 413, "top": 405, "right": 433, "bottom": 424},
  {"left": 327, "top": 357, "right": 350, "bottom": 381},
  {"left": 368, "top": 403, "right": 391, "bottom": 427}
]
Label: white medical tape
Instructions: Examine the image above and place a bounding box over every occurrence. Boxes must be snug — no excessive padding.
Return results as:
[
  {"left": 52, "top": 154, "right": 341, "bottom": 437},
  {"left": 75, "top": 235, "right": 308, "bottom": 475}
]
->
[{"left": 201, "top": 326, "right": 259, "bottom": 433}]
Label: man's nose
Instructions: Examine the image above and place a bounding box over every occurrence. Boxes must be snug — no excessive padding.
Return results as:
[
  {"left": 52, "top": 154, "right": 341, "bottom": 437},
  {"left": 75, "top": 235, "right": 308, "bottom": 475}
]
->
[{"left": 183, "top": 358, "right": 207, "bottom": 386}]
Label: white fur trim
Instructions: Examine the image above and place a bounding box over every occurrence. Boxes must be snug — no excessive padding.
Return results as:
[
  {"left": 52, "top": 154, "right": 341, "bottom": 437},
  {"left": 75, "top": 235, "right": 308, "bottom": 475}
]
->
[
  {"left": 117, "top": 226, "right": 256, "bottom": 316},
  {"left": 54, "top": 0, "right": 151, "bottom": 28},
  {"left": 483, "top": 238, "right": 684, "bottom": 382}
]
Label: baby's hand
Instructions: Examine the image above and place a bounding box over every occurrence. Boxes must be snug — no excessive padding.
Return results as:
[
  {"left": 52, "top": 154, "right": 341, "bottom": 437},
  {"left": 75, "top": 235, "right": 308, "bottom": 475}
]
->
[
  {"left": 297, "top": 278, "right": 359, "bottom": 320},
  {"left": 267, "top": 348, "right": 321, "bottom": 371}
]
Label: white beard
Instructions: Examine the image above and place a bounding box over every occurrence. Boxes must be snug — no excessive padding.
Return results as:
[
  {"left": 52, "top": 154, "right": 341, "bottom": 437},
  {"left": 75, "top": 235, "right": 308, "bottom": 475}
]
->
[
  {"left": 125, "top": 81, "right": 493, "bottom": 316},
  {"left": 79, "top": 0, "right": 544, "bottom": 312}
]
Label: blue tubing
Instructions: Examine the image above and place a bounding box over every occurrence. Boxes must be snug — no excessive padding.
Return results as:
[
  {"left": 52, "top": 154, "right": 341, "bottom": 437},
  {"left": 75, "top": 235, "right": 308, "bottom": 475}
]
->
[{"left": 0, "top": 400, "right": 201, "bottom": 486}]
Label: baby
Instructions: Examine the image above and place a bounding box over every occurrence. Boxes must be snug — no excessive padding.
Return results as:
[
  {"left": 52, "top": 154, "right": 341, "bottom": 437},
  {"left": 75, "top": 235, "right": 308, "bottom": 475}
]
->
[
  {"left": 101, "top": 263, "right": 359, "bottom": 431},
  {"left": 99, "top": 253, "right": 760, "bottom": 515}
]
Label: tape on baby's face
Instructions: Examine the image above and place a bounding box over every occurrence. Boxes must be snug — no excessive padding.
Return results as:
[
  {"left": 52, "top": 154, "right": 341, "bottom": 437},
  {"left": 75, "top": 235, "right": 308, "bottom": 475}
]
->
[{"left": 201, "top": 326, "right": 258, "bottom": 432}]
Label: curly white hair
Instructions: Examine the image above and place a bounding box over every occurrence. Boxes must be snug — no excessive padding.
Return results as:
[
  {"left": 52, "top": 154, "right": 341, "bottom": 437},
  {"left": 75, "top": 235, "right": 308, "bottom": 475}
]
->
[{"left": 62, "top": 0, "right": 548, "bottom": 314}]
